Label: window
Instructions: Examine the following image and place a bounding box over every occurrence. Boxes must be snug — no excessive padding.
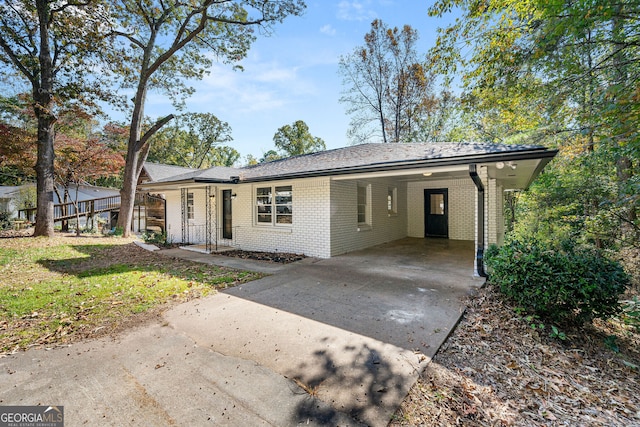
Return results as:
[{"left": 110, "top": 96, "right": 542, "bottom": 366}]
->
[
  {"left": 357, "top": 183, "right": 370, "bottom": 225},
  {"left": 388, "top": 187, "right": 397, "bottom": 215},
  {"left": 275, "top": 186, "right": 292, "bottom": 224},
  {"left": 256, "top": 187, "right": 272, "bottom": 223},
  {"left": 430, "top": 193, "right": 445, "bottom": 215},
  {"left": 187, "top": 192, "right": 194, "bottom": 220},
  {"left": 256, "top": 185, "right": 292, "bottom": 225}
]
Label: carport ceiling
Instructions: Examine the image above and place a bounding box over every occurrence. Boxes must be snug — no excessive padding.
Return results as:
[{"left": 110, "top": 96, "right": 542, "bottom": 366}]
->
[{"left": 331, "top": 158, "right": 546, "bottom": 190}]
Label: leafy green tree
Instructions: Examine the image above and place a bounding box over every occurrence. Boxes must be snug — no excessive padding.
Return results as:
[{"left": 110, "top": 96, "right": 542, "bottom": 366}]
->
[
  {"left": 244, "top": 154, "right": 259, "bottom": 166},
  {"left": 430, "top": 0, "right": 640, "bottom": 247},
  {"left": 148, "top": 113, "right": 234, "bottom": 168},
  {"left": 105, "top": 0, "right": 306, "bottom": 237},
  {"left": 0, "top": 0, "right": 108, "bottom": 236},
  {"left": 213, "top": 146, "right": 241, "bottom": 167},
  {"left": 259, "top": 150, "right": 281, "bottom": 163},
  {"left": 339, "top": 19, "right": 435, "bottom": 144},
  {"left": 273, "top": 120, "right": 325, "bottom": 156}
]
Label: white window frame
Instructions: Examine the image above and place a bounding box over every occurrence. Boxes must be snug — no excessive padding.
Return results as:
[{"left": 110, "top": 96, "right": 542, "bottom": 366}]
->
[
  {"left": 388, "top": 186, "right": 398, "bottom": 215},
  {"left": 255, "top": 185, "right": 292, "bottom": 226},
  {"left": 357, "top": 183, "right": 371, "bottom": 227},
  {"left": 187, "top": 192, "right": 195, "bottom": 220}
]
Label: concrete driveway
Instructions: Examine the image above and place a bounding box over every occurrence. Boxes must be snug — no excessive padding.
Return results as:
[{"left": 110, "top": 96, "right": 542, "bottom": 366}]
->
[{"left": 0, "top": 238, "right": 483, "bottom": 426}]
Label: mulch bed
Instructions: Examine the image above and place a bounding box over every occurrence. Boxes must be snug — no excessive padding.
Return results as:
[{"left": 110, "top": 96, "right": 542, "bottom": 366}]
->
[
  {"left": 218, "top": 250, "right": 306, "bottom": 264},
  {"left": 391, "top": 285, "right": 640, "bottom": 426}
]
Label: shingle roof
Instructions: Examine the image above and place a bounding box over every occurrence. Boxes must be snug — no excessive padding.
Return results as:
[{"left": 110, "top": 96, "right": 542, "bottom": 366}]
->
[
  {"left": 142, "top": 163, "right": 200, "bottom": 182},
  {"left": 144, "top": 142, "right": 555, "bottom": 185},
  {"left": 0, "top": 186, "right": 21, "bottom": 198}
]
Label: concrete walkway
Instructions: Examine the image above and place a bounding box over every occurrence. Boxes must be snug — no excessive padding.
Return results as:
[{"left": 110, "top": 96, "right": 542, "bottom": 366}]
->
[{"left": 0, "top": 238, "right": 483, "bottom": 426}]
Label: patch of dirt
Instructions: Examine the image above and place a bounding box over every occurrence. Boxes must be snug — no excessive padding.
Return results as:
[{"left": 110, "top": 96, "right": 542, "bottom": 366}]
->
[
  {"left": 0, "top": 228, "right": 34, "bottom": 238},
  {"left": 391, "top": 285, "right": 640, "bottom": 426},
  {"left": 219, "top": 250, "right": 306, "bottom": 264}
]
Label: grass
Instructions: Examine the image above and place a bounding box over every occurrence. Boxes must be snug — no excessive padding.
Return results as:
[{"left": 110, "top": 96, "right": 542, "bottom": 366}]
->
[{"left": 0, "top": 235, "right": 261, "bottom": 353}]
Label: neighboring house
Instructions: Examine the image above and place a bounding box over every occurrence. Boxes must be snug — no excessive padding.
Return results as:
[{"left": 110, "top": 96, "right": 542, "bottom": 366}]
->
[
  {"left": 138, "top": 143, "right": 557, "bottom": 276},
  {"left": 3, "top": 183, "right": 121, "bottom": 223},
  {"left": 137, "top": 163, "right": 203, "bottom": 233},
  {"left": 138, "top": 163, "right": 200, "bottom": 185},
  {"left": 55, "top": 183, "right": 121, "bottom": 203},
  {"left": 0, "top": 186, "right": 22, "bottom": 217}
]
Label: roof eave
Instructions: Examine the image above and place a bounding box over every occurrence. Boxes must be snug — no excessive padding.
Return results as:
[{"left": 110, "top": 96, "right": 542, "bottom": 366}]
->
[
  {"left": 139, "top": 148, "right": 558, "bottom": 186},
  {"left": 232, "top": 148, "right": 559, "bottom": 183}
]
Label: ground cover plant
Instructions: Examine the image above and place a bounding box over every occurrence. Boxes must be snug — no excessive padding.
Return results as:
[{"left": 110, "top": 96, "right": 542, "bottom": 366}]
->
[{"left": 0, "top": 234, "right": 260, "bottom": 354}]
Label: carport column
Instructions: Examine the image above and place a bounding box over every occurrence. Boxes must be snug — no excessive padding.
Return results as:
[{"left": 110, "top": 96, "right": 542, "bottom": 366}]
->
[{"left": 469, "top": 165, "right": 487, "bottom": 277}]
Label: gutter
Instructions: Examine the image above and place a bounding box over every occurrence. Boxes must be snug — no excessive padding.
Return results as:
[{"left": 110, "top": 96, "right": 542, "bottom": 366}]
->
[
  {"left": 137, "top": 148, "right": 558, "bottom": 189},
  {"left": 469, "top": 164, "right": 487, "bottom": 278},
  {"left": 194, "top": 148, "right": 559, "bottom": 184}
]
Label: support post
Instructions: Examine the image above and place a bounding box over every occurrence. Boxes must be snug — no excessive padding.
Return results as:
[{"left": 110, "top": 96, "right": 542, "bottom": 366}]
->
[{"left": 469, "top": 164, "right": 487, "bottom": 277}]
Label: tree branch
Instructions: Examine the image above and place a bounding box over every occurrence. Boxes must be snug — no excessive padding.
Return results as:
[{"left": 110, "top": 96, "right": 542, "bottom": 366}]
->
[{"left": 136, "top": 114, "right": 175, "bottom": 152}]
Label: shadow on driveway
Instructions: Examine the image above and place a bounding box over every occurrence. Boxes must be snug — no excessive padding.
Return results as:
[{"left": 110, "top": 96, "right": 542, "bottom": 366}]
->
[{"left": 165, "top": 238, "right": 485, "bottom": 426}]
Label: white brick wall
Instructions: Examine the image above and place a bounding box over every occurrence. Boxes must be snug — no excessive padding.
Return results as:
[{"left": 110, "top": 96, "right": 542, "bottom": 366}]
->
[
  {"left": 407, "top": 178, "right": 476, "bottom": 241},
  {"left": 161, "top": 171, "right": 506, "bottom": 258},
  {"left": 329, "top": 178, "right": 407, "bottom": 256},
  {"left": 487, "top": 178, "right": 504, "bottom": 246},
  {"left": 164, "top": 189, "right": 182, "bottom": 244},
  {"left": 229, "top": 178, "right": 332, "bottom": 258}
]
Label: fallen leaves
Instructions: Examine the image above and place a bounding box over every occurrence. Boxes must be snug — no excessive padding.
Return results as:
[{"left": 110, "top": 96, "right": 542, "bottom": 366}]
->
[{"left": 391, "top": 285, "right": 640, "bottom": 426}]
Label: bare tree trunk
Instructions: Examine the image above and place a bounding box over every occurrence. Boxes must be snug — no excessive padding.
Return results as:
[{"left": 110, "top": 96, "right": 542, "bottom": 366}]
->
[
  {"left": 117, "top": 78, "right": 174, "bottom": 237},
  {"left": 32, "top": 0, "right": 56, "bottom": 237}
]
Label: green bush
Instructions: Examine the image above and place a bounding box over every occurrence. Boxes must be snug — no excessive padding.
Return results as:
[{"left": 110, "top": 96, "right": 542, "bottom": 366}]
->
[
  {"left": 141, "top": 231, "right": 168, "bottom": 246},
  {"left": 109, "top": 226, "right": 124, "bottom": 237},
  {"left": 485, "top": 238, "right": 630, "bottom": 326},
  {"left": 0, "top": 212, "right": 11, "bottom": 230}
]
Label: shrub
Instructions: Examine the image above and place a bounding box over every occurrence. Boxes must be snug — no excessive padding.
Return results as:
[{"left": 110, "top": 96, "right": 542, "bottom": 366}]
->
[
  {"left": 142, "top": 230, "right": 168, "bottom": 246},
  {"left": 109, "top": 226, "right": 124, "bottom": 237},
  {"left": 0, "top": 212, "right": 11, "bottom": 230},
  {"left": 485, "top": 238, "right": 630, "bottom": 326}
]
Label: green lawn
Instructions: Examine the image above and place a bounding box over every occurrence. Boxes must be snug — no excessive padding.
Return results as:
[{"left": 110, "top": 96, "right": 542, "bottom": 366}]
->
[{"left": 0, "top": 235, "right": 261, "bottom": 353}]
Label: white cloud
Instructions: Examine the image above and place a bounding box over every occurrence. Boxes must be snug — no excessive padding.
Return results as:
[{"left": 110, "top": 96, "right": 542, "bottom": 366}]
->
[
  {"left": 187, "top": 58, "right": 316, "bottom": 116},
  {"left": 320, "top": 24, "right": 337, "bottom": 36},
  {"left": 337, "top": 1, "right": 376, "bottom": 22}
]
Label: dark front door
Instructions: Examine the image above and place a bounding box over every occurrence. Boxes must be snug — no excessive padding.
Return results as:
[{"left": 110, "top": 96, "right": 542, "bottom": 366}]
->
[
  {"left": 222, "top": 190, "right": 232, "bottom": 239},
  {"left": 424, "top": 189, "right": 448, "bottom": 238}
]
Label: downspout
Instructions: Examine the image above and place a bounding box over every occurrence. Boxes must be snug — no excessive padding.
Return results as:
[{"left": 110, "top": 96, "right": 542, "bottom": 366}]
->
[{"left": 469, "top": 164, "right": 487, "bottom": 277}]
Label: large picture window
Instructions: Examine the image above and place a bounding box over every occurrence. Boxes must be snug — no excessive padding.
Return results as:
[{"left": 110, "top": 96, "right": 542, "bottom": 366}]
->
[{"left": 256, "top": 185, "right": 292, "bottom": 225}]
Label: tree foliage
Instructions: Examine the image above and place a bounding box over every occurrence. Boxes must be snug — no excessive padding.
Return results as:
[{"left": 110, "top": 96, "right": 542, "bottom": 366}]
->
[
  {"left": 104, "top": 0, "right": 306, "bottom": 237},
  {"left": 339, "top": 19, "right": 436, "bottom": 144},
  {"left": 148, "top": 113, "right": 236, "bottom": 168},
  {"left": 272, "top": 120, "right": 326, "bottom": 156},
  {"left": 0, "top": 0, "right": 109, "bottom": 236},
  {"left": 430, "top": 0, "right": 640, "bottom": 248}
]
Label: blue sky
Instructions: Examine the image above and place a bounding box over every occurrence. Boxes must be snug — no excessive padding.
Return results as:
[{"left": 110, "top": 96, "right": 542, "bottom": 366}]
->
[{"left": 143, "top": 1, "right": 457, "bottom": 161}]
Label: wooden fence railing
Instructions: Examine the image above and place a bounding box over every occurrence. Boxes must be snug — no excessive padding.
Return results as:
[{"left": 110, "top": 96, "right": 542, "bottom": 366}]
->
[{"left": 19, "top": 195, "right": 122, "bottom": 222}]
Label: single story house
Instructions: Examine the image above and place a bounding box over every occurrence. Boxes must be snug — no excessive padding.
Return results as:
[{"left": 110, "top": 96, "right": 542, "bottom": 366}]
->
[{"left": 138, "top": 143, "right": 557, "bottom": 276}]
